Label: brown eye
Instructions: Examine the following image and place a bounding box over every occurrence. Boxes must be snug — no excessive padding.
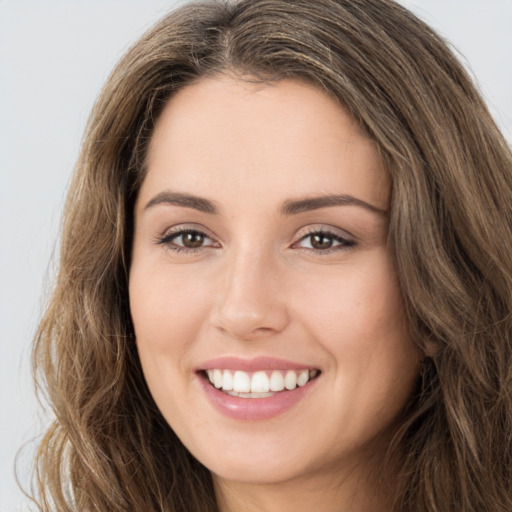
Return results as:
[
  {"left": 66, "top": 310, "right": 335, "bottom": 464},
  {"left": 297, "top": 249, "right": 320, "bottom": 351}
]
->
[
  {"left": 310, "top": 233, "right": 334, "bottom": 250},
  {"left": 181, "top": 231, "right": 205, "bottom": 248},
  {"left": 296, "top": 230, "right": 356, "bottom": 253},
  {"left": 157, "top": 228, "right": 217, "bottom": 252}
]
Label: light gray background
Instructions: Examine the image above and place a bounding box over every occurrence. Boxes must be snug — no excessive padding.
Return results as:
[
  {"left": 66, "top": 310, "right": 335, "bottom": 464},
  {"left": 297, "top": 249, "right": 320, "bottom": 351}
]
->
[{"left": 1, "top": 1, "right": 511, "bottom": 510}]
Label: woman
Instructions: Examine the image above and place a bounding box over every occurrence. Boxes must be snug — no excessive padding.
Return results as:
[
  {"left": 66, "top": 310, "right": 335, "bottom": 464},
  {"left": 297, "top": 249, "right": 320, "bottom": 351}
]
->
[{"left": 32, "top": 0, "right": 512, "bottom": 510}]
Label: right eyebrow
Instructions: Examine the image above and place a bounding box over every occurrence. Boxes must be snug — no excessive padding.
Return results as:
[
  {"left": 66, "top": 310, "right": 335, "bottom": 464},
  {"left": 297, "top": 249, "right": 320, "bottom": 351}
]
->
[{"left": 144, "top": 190, "right": 219, "bottom": 214}]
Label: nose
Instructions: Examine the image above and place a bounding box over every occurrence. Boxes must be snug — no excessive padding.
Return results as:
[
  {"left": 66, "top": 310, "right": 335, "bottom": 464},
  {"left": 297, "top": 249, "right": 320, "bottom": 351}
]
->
[{"left": 210, "top": 248, "right": 290, "bottom": 341}]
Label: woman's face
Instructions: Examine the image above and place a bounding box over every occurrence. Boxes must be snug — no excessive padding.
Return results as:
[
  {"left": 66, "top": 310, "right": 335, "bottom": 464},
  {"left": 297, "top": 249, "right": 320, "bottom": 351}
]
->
[{"left": 129, "top": 75, "right": 420, "bottom": 487}]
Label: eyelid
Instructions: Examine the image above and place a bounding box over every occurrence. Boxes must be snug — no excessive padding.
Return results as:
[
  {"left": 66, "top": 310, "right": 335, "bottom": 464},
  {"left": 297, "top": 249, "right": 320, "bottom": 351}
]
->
[{"left": 295, "top": 224, "right": 356, "bottom": 242}]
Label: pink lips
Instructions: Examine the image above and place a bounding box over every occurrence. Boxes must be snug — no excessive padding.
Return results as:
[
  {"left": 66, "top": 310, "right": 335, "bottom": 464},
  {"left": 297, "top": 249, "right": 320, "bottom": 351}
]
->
[
  {"left": 199, "top": 356, "right": 312, "bottom": 372},
  {"left": 197, "top": 356, "right": 319, "bottom": 421}
]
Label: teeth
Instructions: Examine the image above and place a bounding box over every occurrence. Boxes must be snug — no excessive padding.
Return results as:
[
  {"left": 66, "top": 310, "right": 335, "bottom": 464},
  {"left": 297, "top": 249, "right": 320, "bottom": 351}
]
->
[
  {"left": 222, "top": 369, "right": 233, "bottom": 391},
  {"left": 284, "top": 370, "right": 297, "bottom": 390},
  {"left": 269, "top": 371, "right": 285, "bottom": 392},
  {"left": 251, "top": 371, "right": 270, "bottom": 393},
  {"left": 226, "top": 390, "right": 274, "bottom": 398},
  {"left": 205, "top": 368, "right": 319, "bottom": 394},
  {"left": 233, "top": 371, "right": 251, "bottom": 392},
  {"left": 213, "top": 369, "right": 223, "bottom": 389},
  {"left": 297, "top": 369, "right": 309, "bottom": 387}
]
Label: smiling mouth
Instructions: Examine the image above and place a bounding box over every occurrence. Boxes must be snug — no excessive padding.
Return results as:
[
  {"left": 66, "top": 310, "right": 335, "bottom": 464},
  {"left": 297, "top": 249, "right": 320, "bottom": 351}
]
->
[{"left": 203, "top": 368, "right": 321, "bottom": 398}]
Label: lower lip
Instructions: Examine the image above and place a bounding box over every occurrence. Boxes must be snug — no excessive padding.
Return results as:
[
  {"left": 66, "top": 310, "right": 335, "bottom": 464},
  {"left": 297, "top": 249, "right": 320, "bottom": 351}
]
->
[{"left": 198, "top": 374, "right": 317, "bottom": 421}]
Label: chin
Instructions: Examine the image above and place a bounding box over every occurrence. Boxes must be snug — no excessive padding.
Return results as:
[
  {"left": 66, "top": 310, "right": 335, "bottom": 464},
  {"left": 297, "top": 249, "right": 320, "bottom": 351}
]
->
[{"left": 207, "top": 455, "right": 311, "bottom": 486}]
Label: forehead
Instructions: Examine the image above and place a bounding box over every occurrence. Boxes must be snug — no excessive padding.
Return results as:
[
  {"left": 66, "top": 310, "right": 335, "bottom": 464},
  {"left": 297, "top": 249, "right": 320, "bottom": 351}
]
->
[{"left": 140, "top": 75, "right": 389, "bottom": 213}]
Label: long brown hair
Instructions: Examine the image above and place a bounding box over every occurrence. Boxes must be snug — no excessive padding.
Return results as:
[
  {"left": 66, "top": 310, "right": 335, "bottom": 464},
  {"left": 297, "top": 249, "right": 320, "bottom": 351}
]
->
[{"left": 32, "top": 1, "right": 512, "bottom": 510}]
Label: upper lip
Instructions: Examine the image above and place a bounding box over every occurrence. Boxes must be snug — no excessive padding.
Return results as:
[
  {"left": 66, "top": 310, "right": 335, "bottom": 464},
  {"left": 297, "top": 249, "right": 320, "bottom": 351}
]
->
[{"left": 197, "top": 356, "right": 319, "bottom": 372}]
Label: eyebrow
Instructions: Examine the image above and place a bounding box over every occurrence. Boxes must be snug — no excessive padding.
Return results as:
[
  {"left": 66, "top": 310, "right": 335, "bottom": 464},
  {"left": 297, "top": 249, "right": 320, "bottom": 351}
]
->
[
  {"left": 144, "top": 190, "right": 219, "bottom": 214},
  {"left": 281, "top": 194, "right": 387, "bottom": 217},
  {"left": 144, "top": 190, "right": 387, "bottom": 217}
]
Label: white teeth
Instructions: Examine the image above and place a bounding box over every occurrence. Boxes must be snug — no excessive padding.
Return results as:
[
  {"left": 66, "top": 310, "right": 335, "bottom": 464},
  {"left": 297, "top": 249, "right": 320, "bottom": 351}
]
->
[
  {"left": 222, "top": 369, "right": 233, "bottom": 391},
  {"left": 297, "top": 369, "right": 309, "bottom": 387},
  {"left": 284, "top": 370, "right": 297, "bottom": 390},
  {"left": 233, "top": 371, "right": 251, "bottom": 393},
  {"left": 269, "top": 371, "right": 285, "bottom": 392},
  {"left": 205, "top": 368, "right": 319, "bottom": 394},
  {"left": 251, "top": 371, "right": 270, "bottom": 393},
  {"left": 213, "top": 369, "right": 223, "bottom": 389}
]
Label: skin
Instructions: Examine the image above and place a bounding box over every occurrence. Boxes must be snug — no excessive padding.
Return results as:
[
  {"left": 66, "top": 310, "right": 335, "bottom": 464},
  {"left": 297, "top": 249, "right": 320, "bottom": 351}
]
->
[{"left": 129, "top": 74, "right": 421, "bottom": 512}]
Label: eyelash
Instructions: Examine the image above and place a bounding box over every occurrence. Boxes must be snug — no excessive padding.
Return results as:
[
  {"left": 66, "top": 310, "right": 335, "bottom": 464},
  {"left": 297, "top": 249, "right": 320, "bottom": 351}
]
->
[{"left": 155, "top": 227, "right": 356, "bottom": 255}]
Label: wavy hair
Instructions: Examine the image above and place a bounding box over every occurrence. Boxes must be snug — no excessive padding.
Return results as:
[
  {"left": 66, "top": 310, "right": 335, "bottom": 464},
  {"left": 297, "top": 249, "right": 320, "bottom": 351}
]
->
[{"left": 32, "top": 0, "right": 512, "bottom": 510}]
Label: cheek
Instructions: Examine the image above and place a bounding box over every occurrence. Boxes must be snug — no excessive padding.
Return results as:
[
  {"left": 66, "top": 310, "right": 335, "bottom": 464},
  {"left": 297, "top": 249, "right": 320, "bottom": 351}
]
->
[
  {"left": 128, "top": 261, "right": 215, "bottom": 398},
  {"left": 291, "top": 254, "right": 419, "bottom": 419},
  {"left": 128, "top": 263, "right": 214, "bottom": 430},
  {"left": 130, "top": 261, "right": 210, "bottom": 342},
  {"left": 293, "top": 257, "right": 405, "bottom": 348}
]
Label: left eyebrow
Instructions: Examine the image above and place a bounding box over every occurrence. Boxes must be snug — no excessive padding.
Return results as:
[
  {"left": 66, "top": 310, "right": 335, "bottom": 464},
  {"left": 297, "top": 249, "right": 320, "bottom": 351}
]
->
[{"left": 281, "top": 194, "right": 387, "bottom": 217}]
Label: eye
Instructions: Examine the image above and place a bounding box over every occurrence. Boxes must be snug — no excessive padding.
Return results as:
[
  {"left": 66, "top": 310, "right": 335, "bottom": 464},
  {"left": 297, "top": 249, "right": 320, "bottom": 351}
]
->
[
  {"left": 295, "top": 230, "right": 356, "bottom": 253},
  {"left": 156, "top": 228, "right": 219, "bottom": 252},
  {"left": 174, "top": 230, "right": 208, "bottom": 248}
]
